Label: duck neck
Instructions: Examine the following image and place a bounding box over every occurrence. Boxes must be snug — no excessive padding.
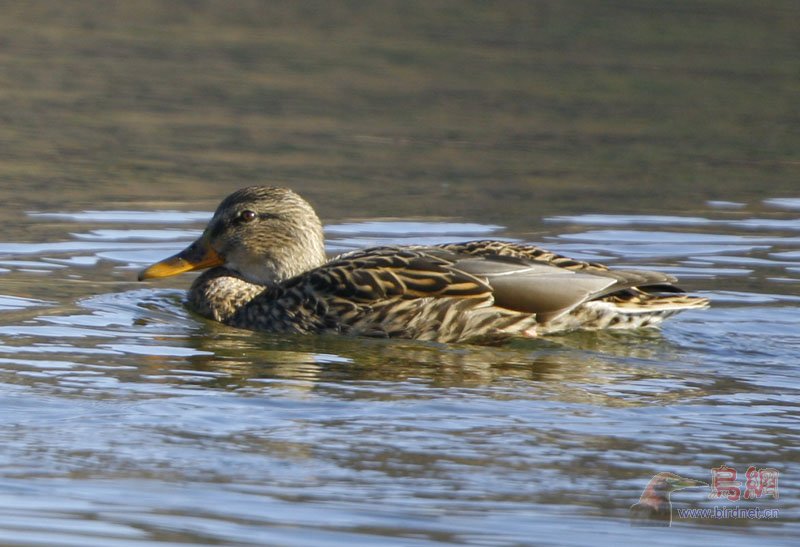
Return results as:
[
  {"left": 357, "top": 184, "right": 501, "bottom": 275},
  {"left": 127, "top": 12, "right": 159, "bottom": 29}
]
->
[
  {"left": 274, "top": 223, "right": 328, "bottom": 280},
  {"left": 223, "top": 225, "right": 327, "bottom": 286},
  {"left": 256, "top": 235, "right": 327, "bottom": 285}
]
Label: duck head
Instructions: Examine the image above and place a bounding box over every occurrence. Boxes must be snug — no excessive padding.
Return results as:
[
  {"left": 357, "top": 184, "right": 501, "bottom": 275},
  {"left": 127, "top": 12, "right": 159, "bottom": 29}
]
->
[{"left": 138, "top": 186, "right": 326, "bottom": 285}]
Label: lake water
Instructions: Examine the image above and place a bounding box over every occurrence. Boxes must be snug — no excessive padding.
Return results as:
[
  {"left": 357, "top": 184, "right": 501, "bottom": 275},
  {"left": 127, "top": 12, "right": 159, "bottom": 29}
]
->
[{"left": 0, "top": 2, "right": 798, "bottom": 546}]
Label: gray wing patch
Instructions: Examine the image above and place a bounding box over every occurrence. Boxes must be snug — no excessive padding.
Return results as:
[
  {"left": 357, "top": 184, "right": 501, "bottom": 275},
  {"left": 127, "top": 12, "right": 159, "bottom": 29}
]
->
[
  {"left": 453, "top": 257, "right": 616, "bottom": 321},
  {"left": 487, "top": 270, "right": 616, "bottom": 321}
]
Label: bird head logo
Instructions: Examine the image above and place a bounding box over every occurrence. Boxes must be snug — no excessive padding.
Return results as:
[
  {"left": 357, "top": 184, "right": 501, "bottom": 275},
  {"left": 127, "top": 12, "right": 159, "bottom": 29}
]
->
[{"left": 630, "top": 472, "right": 707, "bottom": 526}]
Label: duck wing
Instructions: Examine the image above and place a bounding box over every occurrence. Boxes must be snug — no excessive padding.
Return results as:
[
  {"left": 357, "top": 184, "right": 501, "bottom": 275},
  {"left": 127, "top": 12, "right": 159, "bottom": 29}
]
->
[
  {"left": 311, "top": 244, "right": 675, "bottom": 322},
  {"left": 233, "top": 242, "right": 690, "bottom": 338},
  {"left": 297, "top": 246, "right": 494, "bottom": 303},
  {"left": 434, "top": 241, "right": 684, "bottom": 320},
  {"left": 449, "top": 255, "right": 617, "bottom": 321}
]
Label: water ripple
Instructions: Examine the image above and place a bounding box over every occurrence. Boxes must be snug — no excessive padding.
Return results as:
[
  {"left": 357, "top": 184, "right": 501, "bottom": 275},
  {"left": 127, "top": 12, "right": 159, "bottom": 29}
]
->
[{"left": 0, "top": 198, "right": 797, "bottom": 545}]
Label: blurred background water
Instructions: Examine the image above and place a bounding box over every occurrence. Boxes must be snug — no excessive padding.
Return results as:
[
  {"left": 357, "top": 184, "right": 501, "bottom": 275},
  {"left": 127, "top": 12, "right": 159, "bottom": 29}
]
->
[{"left": 0, "top": 1, "right": 798, "bottom": 545}]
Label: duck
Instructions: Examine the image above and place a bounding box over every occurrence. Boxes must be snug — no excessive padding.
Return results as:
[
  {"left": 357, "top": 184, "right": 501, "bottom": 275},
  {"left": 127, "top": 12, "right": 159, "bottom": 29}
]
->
[{"left": 138, "top": 186, "right": 708, "bottom": 344}]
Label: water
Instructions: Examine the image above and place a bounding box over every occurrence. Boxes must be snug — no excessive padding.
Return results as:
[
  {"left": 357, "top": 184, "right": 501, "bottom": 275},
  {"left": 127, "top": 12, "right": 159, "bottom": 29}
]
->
[{"left": 1, "top": 2, "right": 799, "bottom": 546}]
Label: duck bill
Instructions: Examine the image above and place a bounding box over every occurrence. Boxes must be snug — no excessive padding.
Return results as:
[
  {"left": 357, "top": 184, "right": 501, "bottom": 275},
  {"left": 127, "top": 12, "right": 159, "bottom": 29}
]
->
[
  {"left": 138, "top": 237, "right": 223, "bottom": 281},
  {"left": 669, "top": 477, "right": 708, "bottom": 490}
]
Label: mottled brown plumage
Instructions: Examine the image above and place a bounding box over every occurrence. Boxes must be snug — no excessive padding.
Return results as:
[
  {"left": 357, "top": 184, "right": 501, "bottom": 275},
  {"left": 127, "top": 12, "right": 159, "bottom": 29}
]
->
[{"left": 139, "top": 186, "right": 708, "bottom": 343}]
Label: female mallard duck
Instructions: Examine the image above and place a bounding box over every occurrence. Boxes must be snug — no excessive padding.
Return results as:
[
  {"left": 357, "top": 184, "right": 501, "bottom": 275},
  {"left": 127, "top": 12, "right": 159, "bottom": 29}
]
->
[{"left": 139, "top": 186, "right": 708, "bottom": 343}]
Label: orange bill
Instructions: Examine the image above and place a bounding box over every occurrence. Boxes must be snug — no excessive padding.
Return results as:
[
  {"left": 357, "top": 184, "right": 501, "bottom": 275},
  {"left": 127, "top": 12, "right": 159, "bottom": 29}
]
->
[{"left": 138, "top": 238, "right": 223, "bottom": 281}]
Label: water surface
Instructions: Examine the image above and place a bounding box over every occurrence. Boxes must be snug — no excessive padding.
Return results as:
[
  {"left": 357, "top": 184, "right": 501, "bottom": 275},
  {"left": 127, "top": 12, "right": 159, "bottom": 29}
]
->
[{"left": 0, "top": 2, "right": 798, "bottom": 546}]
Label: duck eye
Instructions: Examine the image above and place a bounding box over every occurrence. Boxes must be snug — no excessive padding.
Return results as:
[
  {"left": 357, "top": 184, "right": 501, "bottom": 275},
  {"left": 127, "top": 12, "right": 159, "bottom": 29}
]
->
[{"left": 237, "top": 210, "right": 257, "bottom": 224}]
